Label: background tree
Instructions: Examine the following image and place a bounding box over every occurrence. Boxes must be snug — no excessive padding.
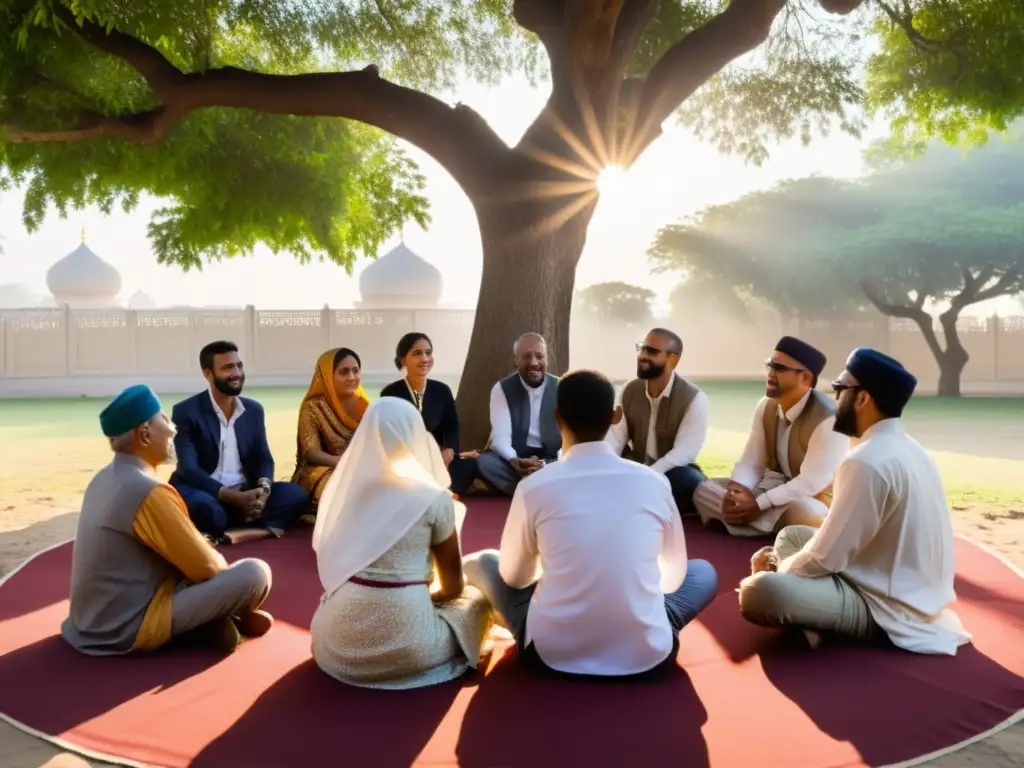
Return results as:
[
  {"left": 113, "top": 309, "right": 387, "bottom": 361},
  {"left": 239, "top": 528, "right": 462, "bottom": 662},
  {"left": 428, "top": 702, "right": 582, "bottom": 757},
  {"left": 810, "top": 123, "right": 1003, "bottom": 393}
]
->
[
  {"left": 2, "top": 1, "right": 1022, "bottom": 442},
  {"left": 650, "top": 140, "right": 1024, "bottom": 396},
  {"left": 575, "top": 281, "right": 656, "bottom": 327}
]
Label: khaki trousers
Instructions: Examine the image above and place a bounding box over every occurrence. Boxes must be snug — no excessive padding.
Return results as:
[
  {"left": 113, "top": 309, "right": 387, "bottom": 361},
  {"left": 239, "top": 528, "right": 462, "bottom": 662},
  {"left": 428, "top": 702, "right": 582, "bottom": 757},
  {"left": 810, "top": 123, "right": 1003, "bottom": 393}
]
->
[
  {"left": 171, "top": 558, "right": 272, "bottom": 637},
  {"left": 738, "top": 526, "right": 884, "bottom": 641},
  {"left": 693, "top": 477, "right": 828, "bottom": 537}
]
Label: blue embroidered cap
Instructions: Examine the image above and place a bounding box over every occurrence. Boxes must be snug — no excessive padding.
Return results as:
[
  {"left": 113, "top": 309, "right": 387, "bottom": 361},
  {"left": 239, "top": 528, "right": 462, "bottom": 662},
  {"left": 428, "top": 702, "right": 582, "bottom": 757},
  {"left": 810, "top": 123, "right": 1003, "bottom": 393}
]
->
[{"left": 99, "top": 384, "right": 162, "bottom": 437}]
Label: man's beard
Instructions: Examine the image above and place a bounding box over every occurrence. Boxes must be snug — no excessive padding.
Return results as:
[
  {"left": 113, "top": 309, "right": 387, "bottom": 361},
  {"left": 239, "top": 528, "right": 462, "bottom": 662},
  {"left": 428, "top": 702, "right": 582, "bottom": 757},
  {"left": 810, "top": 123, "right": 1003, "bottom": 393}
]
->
[
  {"left": 161, "top": 441, "right": 177, "bottom": 466},
  {"left": 637, "top": 362, "right": 665, "bottom": 380},
  {"left": 213, "top": 374, "right": 244, "bottom": 395},
  {"left": 833, "top": 400, "right": 858, "bottom": 438},
  {"left": 519, "top": 369, "right": 544, "bottom": 387}
]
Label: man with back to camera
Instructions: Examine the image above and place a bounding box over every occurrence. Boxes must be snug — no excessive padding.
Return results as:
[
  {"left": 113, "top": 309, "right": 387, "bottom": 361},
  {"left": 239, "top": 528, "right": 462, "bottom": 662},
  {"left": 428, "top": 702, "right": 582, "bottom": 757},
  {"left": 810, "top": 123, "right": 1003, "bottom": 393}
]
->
[
  {"left": 170, "top": 340, "right": 309, "bottom": 543},
  {"left": 464, "top": 369, "right": 719, "bottom": 679}
]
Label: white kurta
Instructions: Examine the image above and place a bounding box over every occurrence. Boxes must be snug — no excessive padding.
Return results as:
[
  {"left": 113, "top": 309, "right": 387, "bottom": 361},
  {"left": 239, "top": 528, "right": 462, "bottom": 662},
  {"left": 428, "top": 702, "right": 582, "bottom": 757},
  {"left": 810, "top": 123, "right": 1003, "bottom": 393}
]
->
[{"left": 780, "top": 418, "right": 972, "bottom": 655}]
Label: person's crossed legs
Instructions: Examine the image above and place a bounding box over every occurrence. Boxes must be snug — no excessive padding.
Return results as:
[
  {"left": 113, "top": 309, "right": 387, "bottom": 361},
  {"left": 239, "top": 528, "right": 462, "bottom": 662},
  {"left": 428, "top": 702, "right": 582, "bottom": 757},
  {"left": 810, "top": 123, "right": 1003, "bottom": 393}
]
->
[
  {"left": 171, "top": 558, "right": 273, "bottom": 651},
  {"left": 463, "top": 551, "right": 720, "bottom": 647},
  {"left": 463, "top": 550, "right": 534, "bottom": 646},
  {"left": 175, "top": 482, "right": 308, "bottom": 539},
  {"left": 738, "top": 525, "right": 884, "bottom": 645},
  {"left": 664, "top": 464, "right": 706, "bottom": 518}
]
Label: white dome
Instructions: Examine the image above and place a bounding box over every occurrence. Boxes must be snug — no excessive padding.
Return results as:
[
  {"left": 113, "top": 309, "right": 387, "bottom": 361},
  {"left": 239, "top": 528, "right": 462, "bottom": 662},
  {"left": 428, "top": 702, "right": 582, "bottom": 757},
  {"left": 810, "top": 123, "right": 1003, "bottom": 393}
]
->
[
  {"left": 46, "top": 242, "right": 122, "bottom": 302},
  {"left": 359, "top": 243, "right": 442, "bottom": 307}
]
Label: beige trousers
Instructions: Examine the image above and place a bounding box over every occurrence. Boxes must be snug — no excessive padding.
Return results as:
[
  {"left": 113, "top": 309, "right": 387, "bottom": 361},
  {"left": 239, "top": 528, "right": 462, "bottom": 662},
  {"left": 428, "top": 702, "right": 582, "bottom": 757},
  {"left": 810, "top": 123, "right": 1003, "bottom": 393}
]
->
[
  {"left": 692, "top": 477, "right": 828, "bottom": 537},
  {"left": 738, "top": 526, "right": 883, "bottom": 641}
]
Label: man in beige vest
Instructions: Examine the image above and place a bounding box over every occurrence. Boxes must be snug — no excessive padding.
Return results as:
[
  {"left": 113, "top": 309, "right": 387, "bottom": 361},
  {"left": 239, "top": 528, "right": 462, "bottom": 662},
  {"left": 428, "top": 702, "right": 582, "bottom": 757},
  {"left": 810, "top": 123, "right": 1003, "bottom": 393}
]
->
[
  {"left": 692, "top": 336, "right": 849, "bottom": 537},
  {"left": 605, "top": 328, "right": 709, "bottom": 516}
]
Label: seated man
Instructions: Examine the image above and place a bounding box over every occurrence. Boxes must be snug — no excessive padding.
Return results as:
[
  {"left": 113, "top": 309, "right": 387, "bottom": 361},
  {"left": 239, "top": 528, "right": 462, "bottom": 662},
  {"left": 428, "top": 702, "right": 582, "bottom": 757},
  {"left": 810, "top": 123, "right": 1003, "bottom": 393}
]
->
[
  {"left": 170, "top": 340, "right": 309, "bottom": 542},
  {"left": 62, "top": 385, "right": 273, "bottom": 656},
  {"left": 693, "top": 336, "right": 849, "bottom": 537},
  {"left": 738, "top": 349, "right": 972, "bottom": 655},
  {"left": 476, "top": 332, "right": 561, "bottom": 496},
  {"left": 605, "top": 328, "right": 709, "bottom": 516},
  {"left": 464, "top": 370, "right": 718, "bottom": 679}
]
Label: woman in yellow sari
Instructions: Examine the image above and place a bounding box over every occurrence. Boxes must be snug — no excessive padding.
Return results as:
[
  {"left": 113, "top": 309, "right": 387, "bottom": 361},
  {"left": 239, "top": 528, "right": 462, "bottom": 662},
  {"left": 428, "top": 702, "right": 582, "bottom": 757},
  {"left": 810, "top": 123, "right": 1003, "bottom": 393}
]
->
[{"left": 292, "top": 347, "right": 370, "bottom": 514}]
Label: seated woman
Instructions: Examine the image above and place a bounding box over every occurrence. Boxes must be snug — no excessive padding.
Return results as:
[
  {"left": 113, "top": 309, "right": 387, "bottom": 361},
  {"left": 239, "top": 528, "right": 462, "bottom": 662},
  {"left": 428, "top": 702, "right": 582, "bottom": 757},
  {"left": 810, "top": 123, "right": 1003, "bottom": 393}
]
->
[
  {"left": 291, "top": 348, "right": 369, "bottom": 516},
  {"left": 380, "top": 332, "right": 477, "bottom": 495},
  {"left": 310, "top": 397, "right": 493, "bottom": 689}
]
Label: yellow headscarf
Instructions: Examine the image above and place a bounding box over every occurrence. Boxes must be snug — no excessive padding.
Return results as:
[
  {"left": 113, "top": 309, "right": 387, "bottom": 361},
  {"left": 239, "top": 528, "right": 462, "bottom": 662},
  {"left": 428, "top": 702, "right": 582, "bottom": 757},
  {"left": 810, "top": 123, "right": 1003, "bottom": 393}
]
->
[{"left": 300, "top": 348, "right": 370, "bottom": 432}]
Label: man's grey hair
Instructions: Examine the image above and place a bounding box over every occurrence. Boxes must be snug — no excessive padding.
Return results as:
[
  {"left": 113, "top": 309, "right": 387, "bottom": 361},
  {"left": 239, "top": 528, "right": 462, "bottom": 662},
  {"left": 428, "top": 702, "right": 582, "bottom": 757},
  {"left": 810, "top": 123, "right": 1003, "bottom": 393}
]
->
[
  {"left": 109, "top": 428, "right": 138, "bottom": 453},
  {"left": 513, "top": 332, "right": 547, "bottom": 355}
]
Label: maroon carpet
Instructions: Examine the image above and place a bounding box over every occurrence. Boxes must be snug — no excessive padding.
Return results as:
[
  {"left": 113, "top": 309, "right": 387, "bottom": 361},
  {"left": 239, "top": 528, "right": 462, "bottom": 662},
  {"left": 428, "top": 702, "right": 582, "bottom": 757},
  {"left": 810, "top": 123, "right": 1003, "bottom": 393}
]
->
[{"left": 1, "top": 497, "right": 1022, "bottom": 768}]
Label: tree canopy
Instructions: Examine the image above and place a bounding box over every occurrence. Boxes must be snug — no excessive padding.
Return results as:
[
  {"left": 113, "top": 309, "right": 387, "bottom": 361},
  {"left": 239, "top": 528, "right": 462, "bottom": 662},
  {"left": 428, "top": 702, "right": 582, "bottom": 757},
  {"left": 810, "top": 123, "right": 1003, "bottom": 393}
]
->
[
  {"left": 575, "top": 281, "right": 656, "bottom": 326},
  {"left": 649, "top": 137, "right": 1024, "bottom": 393},
  {"left": 2, "top": 1, "right": 1023, "bottom": 272},
  {"left": 4, "top": 0, "right": 1023, "bottom": 436}
]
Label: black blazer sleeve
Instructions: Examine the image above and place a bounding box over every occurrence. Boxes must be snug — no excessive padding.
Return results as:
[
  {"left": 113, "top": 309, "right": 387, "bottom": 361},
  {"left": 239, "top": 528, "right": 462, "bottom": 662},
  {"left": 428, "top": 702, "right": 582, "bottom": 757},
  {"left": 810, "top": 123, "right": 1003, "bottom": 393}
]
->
[{"left": 171, "top": 398, "right": 223, "bottom": 497}]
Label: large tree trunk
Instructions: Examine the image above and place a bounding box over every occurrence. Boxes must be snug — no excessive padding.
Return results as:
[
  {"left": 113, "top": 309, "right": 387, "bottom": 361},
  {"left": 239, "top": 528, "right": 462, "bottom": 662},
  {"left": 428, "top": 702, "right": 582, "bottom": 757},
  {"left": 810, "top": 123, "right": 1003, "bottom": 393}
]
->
[
  {"left": 934, "top": 310, "right": 969, "bottom": 397},
  {"left": 455, "top": 191, "right": 597, "bottom": 448},
  {"left": 913, "top": 309, "right": 969, "bottom": 398}
]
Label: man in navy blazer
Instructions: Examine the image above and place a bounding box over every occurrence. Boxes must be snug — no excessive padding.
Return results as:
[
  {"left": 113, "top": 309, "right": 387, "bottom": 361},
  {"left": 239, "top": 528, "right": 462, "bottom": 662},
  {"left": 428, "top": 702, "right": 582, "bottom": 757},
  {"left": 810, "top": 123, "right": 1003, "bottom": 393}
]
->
[{"left": 170, "top": 340, "right": 309, "bottom": 540}]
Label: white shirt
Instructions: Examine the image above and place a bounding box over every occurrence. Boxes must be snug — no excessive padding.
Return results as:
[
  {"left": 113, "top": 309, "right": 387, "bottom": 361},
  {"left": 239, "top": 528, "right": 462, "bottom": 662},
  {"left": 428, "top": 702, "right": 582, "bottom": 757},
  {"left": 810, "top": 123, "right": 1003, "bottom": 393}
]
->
[
  {"left": 499, "top": 441, "right": 688, "bottom": 676},
  {"left": 604, "top": 376, "right": 709, "bottom": 474},
  {"left": 730, "top": 390, "right": 850, "bottom": 514},
  {"left": 488, "top": 376, "right": 557, "bottom": 461},
  {"left": 780, "top": 419, "right": 972, "bottom": 655},
  {"left": 208, "top": 389, "right": 246, "bottom": 488}
]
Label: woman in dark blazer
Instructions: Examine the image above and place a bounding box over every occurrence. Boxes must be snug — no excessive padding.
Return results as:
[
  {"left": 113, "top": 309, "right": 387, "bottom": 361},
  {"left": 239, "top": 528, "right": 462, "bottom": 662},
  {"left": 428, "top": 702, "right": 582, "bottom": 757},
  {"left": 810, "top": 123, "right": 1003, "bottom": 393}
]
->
[{"left": 380, "top": 332, "right": 477, "bottom": 495}]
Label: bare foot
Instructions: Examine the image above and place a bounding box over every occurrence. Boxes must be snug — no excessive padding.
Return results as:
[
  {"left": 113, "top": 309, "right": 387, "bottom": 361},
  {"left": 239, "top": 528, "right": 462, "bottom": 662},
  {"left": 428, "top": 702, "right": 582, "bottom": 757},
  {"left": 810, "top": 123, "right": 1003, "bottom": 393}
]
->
[
  {"left": 235, "top": 609, "right": 274, "bottom": 638},
  {"left": 750, "top": 546, "right": 779, "bottom": 574}
]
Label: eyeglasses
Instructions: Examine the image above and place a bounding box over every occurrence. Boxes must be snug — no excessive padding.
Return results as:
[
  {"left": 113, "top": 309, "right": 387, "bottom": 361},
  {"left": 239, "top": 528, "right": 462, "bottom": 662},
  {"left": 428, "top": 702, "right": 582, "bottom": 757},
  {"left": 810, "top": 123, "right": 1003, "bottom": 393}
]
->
[
  {"left": 831, "top": 384, "right": 862, "bottom": 400},
  {"left": 636, "top": 343, "right": 663, "bottom": 356},
  {"left": 764, "top": 360, "right": 806, "bottom": 374}
]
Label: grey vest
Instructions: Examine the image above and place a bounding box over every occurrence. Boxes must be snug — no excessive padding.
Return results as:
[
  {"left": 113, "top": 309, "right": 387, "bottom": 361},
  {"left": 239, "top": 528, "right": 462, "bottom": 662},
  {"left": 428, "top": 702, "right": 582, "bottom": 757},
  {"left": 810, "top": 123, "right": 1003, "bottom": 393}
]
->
[
  {"left": 499, "top": 372, "right": 561, "bottom": 459},
  {"left": 61, "top": 453, "right": 178, "bottom": 655}
]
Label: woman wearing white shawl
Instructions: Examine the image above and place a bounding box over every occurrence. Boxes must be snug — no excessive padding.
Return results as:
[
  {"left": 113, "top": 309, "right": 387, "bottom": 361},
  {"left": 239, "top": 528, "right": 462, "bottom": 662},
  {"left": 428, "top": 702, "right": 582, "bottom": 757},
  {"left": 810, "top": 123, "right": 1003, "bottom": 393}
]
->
[{"left": 310, "top": 397, "right": 492, "bottom": 689}]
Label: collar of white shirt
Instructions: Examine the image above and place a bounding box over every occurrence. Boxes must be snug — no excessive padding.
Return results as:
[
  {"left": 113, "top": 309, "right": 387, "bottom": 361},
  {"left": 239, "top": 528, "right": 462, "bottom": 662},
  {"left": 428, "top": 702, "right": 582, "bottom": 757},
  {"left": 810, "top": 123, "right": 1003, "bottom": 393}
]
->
[
  {"left": 861, "top": 417, "right": 904, "bottom": 441},
  {"left": 563, "top": 440, "right": 616, "bottom": 461},
  {"left": 778, "top": 388, "right": 812, "bottom": 425},
  {"left": 208, "top": 387, "right": 245, "bottom": 425},
  {"left": 645, "top": 373, "right": 674, "bottom": 403},
  {"left": 520, "top": 375, "right": 546, "bottom": 398}
]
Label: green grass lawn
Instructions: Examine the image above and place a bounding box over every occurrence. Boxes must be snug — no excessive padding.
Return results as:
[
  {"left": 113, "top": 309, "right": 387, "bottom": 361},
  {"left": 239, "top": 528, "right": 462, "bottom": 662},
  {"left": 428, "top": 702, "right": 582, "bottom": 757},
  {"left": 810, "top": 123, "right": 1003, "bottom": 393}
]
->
[{"left": 1, "top": 378, "right": 1021, "bottom": 510}]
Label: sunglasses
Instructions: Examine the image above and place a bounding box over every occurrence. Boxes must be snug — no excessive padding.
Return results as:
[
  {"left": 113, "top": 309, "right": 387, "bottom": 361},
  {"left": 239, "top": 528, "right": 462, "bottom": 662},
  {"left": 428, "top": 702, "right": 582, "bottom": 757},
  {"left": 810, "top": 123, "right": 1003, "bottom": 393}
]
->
[
  {"left": 831, "top": 384, "right": 862, "bottom": 400},
  {"left": 764, "top": 360, "right": 806, "bottom": 374}
]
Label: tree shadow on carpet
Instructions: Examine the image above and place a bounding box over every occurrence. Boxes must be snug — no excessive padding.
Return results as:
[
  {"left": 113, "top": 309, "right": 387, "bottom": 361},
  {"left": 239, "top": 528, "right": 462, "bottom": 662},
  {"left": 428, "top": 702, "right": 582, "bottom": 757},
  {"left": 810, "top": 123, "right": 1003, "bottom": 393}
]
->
[
  {"left": 759, "top": 638, "right": 1024, "bottom": 767},
  {"left": 191, "top": 659, "right": 471, "bottom": 768},
  {"left": 456, "top": 647, "right": 710, "bottom": 768},
  {"left": 0, "top": 635, "right": 218, "bottom": 733}
]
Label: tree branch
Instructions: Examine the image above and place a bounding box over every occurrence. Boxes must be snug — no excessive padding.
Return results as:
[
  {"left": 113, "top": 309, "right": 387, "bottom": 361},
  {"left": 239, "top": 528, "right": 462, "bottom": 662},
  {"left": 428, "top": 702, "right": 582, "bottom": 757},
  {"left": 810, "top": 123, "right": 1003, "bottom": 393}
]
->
[
  {"left": 860, "top": 280, "right": 946, "bottom": 359},
  {"left": 875, "top": 0, "right": 966, "bottom": 79},
  {"left": 628, "top": 0, "right": 791, "bottom": 161},
  {"left": 609, "top": 0, "right": 660, "bottom": 69},
  {"left": 15, "top": 8, "right": 511, "bottom": 195}
]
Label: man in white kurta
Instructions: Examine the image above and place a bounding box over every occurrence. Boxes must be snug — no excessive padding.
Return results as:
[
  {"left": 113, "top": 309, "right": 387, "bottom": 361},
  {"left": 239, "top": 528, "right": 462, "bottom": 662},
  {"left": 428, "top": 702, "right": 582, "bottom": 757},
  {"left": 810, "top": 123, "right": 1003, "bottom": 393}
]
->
[
  {"left": 693, "top": 336, "right": 849, "bottom": 536},
  {"left": 738, "top": 348, "right": 972, "bottom": 655}
]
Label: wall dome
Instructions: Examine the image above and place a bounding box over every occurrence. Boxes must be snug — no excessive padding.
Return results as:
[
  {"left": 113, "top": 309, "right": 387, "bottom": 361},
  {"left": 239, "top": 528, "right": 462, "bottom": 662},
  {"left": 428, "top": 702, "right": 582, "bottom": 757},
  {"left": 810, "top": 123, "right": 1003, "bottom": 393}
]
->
[
  {"left": 46, "top": 240, "right": 122, "bottom": 307},
  {"left": 358, "top": 243, "right": 442, "bottom": 308}
]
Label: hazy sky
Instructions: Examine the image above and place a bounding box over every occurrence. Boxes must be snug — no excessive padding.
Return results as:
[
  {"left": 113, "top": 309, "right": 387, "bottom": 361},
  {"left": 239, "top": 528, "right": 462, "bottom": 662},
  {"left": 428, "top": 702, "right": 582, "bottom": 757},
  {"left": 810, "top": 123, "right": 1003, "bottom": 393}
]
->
[{"left": 0, "top": 74, "right": 879, "bottom": 312}]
